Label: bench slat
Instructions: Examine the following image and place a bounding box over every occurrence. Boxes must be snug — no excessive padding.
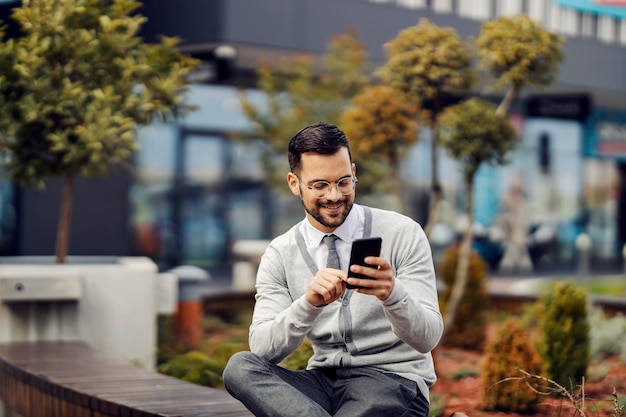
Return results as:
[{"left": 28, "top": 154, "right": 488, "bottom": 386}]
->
[{"left": 0, "top": 341, "right": 252, "bottom": 417}]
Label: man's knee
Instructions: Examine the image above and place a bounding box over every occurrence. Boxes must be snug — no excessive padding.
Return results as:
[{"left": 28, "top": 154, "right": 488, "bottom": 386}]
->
[{"left": 223, "top": 351, "right": 264, "bottom": 392}]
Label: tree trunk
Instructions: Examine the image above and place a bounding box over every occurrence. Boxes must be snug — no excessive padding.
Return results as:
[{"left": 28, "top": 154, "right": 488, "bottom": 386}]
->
[
  {"left": 442, "top": 174, "right": 474, "bottom": 340},
  {"left": 55, "top": 174, "right": 74, "bottom": 264},
  {"left": 496, "top": 86, "right": 519, "bottom": 117},
  {"left": 424, "top": 117, "right": 441, "bottom": 237},
  {"left": 391, "top": 155, "right": 404, "bottom": 214}
]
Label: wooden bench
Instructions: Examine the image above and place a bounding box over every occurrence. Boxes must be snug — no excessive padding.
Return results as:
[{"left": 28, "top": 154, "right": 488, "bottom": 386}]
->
[{"left": 0, "top": 341, "right": 252, "bottom": 417}]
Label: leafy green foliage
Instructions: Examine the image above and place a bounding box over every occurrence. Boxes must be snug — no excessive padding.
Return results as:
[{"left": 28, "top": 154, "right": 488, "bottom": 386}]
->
[
  {"left": 280, "top": 339, "right": 314, "bottom": 371},
  {"left": 379, "top": 18, "right": 474, "bottom": 109},
  {"left": 475, "top": 14, "right": 564, "bottom": 92},
  {"left": 481, "top": 317, "right": 542, "bottom": 413},
  {"left": 340, "top": 84, "right": 420, "bottom": 201},
  {"left": 588, "top": 309, "right": 626, "bottom": 362},
  {"left": 0, "top": 0, "right": 196, "bottom": 262},
  {"left": 449, "top": 365, "right": 480, "bottom": 380},
  {"left": 158, "top": 350, "right": 227, "bottom": 388},
  {"left": 437, "top": 244, "right": 489, "bottom": 350},
  {"left": 377, "top": 18, "right": 475, "bottom": 233},
  {"left": 427, "top": 393, "right": 446, "bottom": 417},
  {"left": 341, "top": 85, "right": 420, "bottom": 162},
  {"left": 438, "top": 98, "right": 517, "bottom": 181},
  {"left": 537, "top": 281, "right": 590, "bottom": 390},
  {"left": 0, "top": 0, "right": 196, "bottom": 187},
  {"left": 239, "top": 30, "right": 370, "bottom": 190}
]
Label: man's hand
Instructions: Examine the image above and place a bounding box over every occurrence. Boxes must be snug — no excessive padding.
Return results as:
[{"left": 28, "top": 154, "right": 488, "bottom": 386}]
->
[
  {"left": 306, "top": 268, "right": 347, "bottom": 307},
  {"left": 347, "top": 256, "right": 394, "bottom": 301}
]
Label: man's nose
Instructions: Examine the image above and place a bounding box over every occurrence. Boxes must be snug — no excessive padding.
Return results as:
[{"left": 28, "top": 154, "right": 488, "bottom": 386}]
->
[{"left": 326, "top": 183, "right": 343, "bottom": 199}]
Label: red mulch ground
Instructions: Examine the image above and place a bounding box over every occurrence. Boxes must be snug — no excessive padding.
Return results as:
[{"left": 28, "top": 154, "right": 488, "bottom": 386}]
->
[{"left": 431, "top": 332, "right": 626, "bottom": 417}]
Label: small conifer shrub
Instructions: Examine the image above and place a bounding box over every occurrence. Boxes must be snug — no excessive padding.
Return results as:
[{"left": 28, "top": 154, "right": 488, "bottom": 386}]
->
[
  {"left": 481, "top": 317, "right": 542, "bottom": 413},
  {"left": 438, "top": 244, "right": 489, "bottom": 350},
  {"left": 537, "top": 281, "right": 590, "bottom": 390}
]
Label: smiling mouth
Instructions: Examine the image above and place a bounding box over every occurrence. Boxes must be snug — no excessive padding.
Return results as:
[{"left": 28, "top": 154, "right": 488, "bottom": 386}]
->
[{"left": 320, "top": 202, "right": 343, "bottom": 210}]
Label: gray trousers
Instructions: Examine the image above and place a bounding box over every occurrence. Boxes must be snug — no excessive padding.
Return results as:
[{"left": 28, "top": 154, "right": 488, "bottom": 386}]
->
[{"left": 223, "top": 351, "right": 429, "bottom": 417}]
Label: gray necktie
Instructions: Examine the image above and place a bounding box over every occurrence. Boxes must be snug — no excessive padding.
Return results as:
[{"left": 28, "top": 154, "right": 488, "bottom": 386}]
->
[{"left": 323, "top": 234, "right": 340, "bottom": 269}]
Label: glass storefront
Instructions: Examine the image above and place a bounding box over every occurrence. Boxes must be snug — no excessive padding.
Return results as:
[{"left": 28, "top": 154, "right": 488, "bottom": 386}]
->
[
  {"left": 129, "top": 83, "right": 625, "bottom": 274},
  {"left": 130, "top": 85, "right": 275, "bottom": 270}
]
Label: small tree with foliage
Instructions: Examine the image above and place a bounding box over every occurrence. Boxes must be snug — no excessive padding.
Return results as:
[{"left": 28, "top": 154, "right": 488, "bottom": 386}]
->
[
  {"left": 0, "top": 0, "right": 197, "bottom": 263},
  {"left": 340, "top": 85, "right": 420, "bottom": 212},
  {"left": 239, "top": 30, "right": 370, "bottom": 190},
  {"left": 481, "top": 317, "right": 543, "bottom": 413},
  {"left": 438, "top": 98, "right": 517, "bottom": 337},
  {"left": 437, "top": 243, "right": 489, "bottom": 350},
  {"left": 378, "top": 18, "right": 475, "bottom": 235},
  {"left": 537, "top": 281, "right": 590, "bottom": 390},
  {"left": 475, "top": 14, "right": 564, "bottom": 116}
]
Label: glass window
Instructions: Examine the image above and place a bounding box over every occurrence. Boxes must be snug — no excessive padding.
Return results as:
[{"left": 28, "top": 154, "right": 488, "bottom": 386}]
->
[
  {"left": 528, "top": 0, "right": 547, "bottom": 23},
  {"left": 497, "top": 0, "right": 522, "bottom": 17},
  {"left": 230, "top": 140, "right": 266, "bottom": 181},
  {"left": 228, "top": 188, "right": 267, "bottom": 241},
  {"left": 130, "top": 182, "right": 178, "bottom": 268},
  {"left": 181, "top": 193, "right": 227, "bottom": 267},
  {"left": 136, "top": 124, "right": 177, "bottom": 183},
  {"left": 396, "top": 0, "right": 427, "bottom": 9},
  {"left": 432, "top": 0, "right": 453, "bottom": 12},
  {"left": 180, "top": 85, "right": 266, "bottom": 132},
  {"left": 0, "top": 179, "right": 15, "bottom": 256},
  {"left": 184, "top": 135, "right": 226, "bottom": 186},
  {"left": 581, "top": 13, "right": 597, "bottom": 38},
  {"left": 598, "top": 15, "right": 616, "bottom": 43}
]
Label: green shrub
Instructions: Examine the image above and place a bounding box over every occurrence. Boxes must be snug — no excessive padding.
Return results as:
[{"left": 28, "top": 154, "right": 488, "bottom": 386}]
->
[
  {"left": 481, "top": 317, "right": 542, "bottom": 413},
  {"left": 537, "top": 281, "right": 590, "bottom": 390},
  {"left": 588, "top": 309, "right": 626, "bottom": 361},
  {"left": 281, "top": 340, "right": 314, "bottom": 370},
  {"left": 450, "top": 365, "right": 480, "bottom": 380},
  {"left": 438, "top": 244, "right": 489, "bottom": 350},
  {"left": 157, "top": 315, "right": 187, "bottom": 365},
  {"left": 158, "top": 350, "right": 226, "bottom": 388},
  {"left": 428, "top": 393, "right": 446, "bottom": 417}
]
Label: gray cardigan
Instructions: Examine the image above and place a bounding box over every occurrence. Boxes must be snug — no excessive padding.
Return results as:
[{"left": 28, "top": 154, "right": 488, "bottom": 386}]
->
[{"left": 249, "top": 205, "right": 443, "bottom": 400}]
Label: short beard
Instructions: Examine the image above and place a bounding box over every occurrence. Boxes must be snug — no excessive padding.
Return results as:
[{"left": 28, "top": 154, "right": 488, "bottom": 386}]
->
[{"left": 300, "top": 193, "right": 354, "bottom": 229}]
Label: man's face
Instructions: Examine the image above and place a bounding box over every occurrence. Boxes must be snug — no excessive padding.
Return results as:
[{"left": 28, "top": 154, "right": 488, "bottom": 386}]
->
[{"left": 287, "top": 148, "right": 356, "bottom": 233}]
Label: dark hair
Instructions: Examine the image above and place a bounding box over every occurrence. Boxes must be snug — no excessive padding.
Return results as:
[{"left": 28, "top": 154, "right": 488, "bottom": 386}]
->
[{"left": 288, "top": 122, "right": 352, "bottom": 173}]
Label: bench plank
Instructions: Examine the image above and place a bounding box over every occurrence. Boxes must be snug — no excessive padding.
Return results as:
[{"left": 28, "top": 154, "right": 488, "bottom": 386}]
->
[{"left": 0, "top": 341, "right": 252, "bottom": 417}]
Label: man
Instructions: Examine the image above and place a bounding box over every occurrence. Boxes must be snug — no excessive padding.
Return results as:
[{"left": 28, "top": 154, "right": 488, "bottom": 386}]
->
[{"left": 223, "top": 122, "right": 443, "bottom": 417}]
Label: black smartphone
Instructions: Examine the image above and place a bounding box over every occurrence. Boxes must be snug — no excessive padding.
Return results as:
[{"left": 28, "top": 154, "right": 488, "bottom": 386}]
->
[{"left": 347, "top": 237, "right": 382, "bottom": 289}]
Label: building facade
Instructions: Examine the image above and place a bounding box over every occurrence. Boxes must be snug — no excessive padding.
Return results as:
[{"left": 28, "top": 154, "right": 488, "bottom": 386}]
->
[{"left": 2, "top": 0, "right": 625, "bottom": 275}]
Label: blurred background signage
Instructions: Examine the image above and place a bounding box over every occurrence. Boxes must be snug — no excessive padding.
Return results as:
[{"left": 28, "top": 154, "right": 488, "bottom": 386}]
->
[
  {"left": 526, "top": 93, "right": 592, "bottom": 121},
  {"left": 596, "top": 120, "right": 626, "bottom": 154},
  {"left": 585, "top": 109, "right": 626, "bottom": 158},
  {"left": 556, "top": 0, "right": 626, "bottom": 17}
]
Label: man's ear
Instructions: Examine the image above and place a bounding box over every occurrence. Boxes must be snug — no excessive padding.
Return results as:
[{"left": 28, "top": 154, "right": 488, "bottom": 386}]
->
[
  {"left": 352, "top": 163, "right": 357, "bottom": 177},
  {"left": 287, "top": 172, "right": 300, "bottom": 196}
]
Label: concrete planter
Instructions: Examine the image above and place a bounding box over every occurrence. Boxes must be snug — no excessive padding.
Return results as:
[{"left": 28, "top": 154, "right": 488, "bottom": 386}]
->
[{"left": 0, "top": 256, "right": 177, "bottom": 370}]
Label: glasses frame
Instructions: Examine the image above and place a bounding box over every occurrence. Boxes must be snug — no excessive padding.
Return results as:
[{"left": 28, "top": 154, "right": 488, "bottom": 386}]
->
[{"left": 295, "top": 174, "right": 358, "bottom": 198}]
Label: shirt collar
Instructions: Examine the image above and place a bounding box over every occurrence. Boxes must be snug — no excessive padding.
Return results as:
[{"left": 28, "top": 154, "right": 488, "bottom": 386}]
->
[{"left": 301, "top": 204, "right": 362, "bottom": 249}]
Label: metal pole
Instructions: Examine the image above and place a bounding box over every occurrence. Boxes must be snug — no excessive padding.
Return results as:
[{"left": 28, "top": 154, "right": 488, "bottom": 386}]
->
[
  {"left": 575, "top": 233, "right": 591, "bottom": 283},
  {"left": 622, "top": 243, "right": 626, "bottom": 276}
]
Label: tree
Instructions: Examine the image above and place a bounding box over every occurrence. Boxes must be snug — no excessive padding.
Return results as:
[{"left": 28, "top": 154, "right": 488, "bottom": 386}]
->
[
  {"left": 475, "top": 15, "right": 564, "bottom": 271},
  {"left": 475, "top": 14, "right": 564, "bottom": 116},
  {"left": 0, "top": 0, "right": 197, "bottom": 263},
  {"left": 340, "top": 85, "right": 420, "bottom": 212},
  {"left": 239, "top": 30, "right": 370, "bottom": 191},
  {"left": 437, "top": 97, "right": 517, "bottom": 339},
  {"left": 378, "top": 18, "right": 475, "bottom": 236}
]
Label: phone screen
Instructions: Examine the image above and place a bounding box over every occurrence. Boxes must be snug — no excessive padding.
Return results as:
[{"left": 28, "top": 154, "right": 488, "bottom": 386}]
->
[{"left": 347, "top": 237, "right": 382, "bottom": 289}]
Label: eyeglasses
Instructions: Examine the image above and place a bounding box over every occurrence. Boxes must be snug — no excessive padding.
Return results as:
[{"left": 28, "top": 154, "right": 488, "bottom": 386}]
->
[{"left": 296, "top": 175, "right": 358, "bottom": 198}]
